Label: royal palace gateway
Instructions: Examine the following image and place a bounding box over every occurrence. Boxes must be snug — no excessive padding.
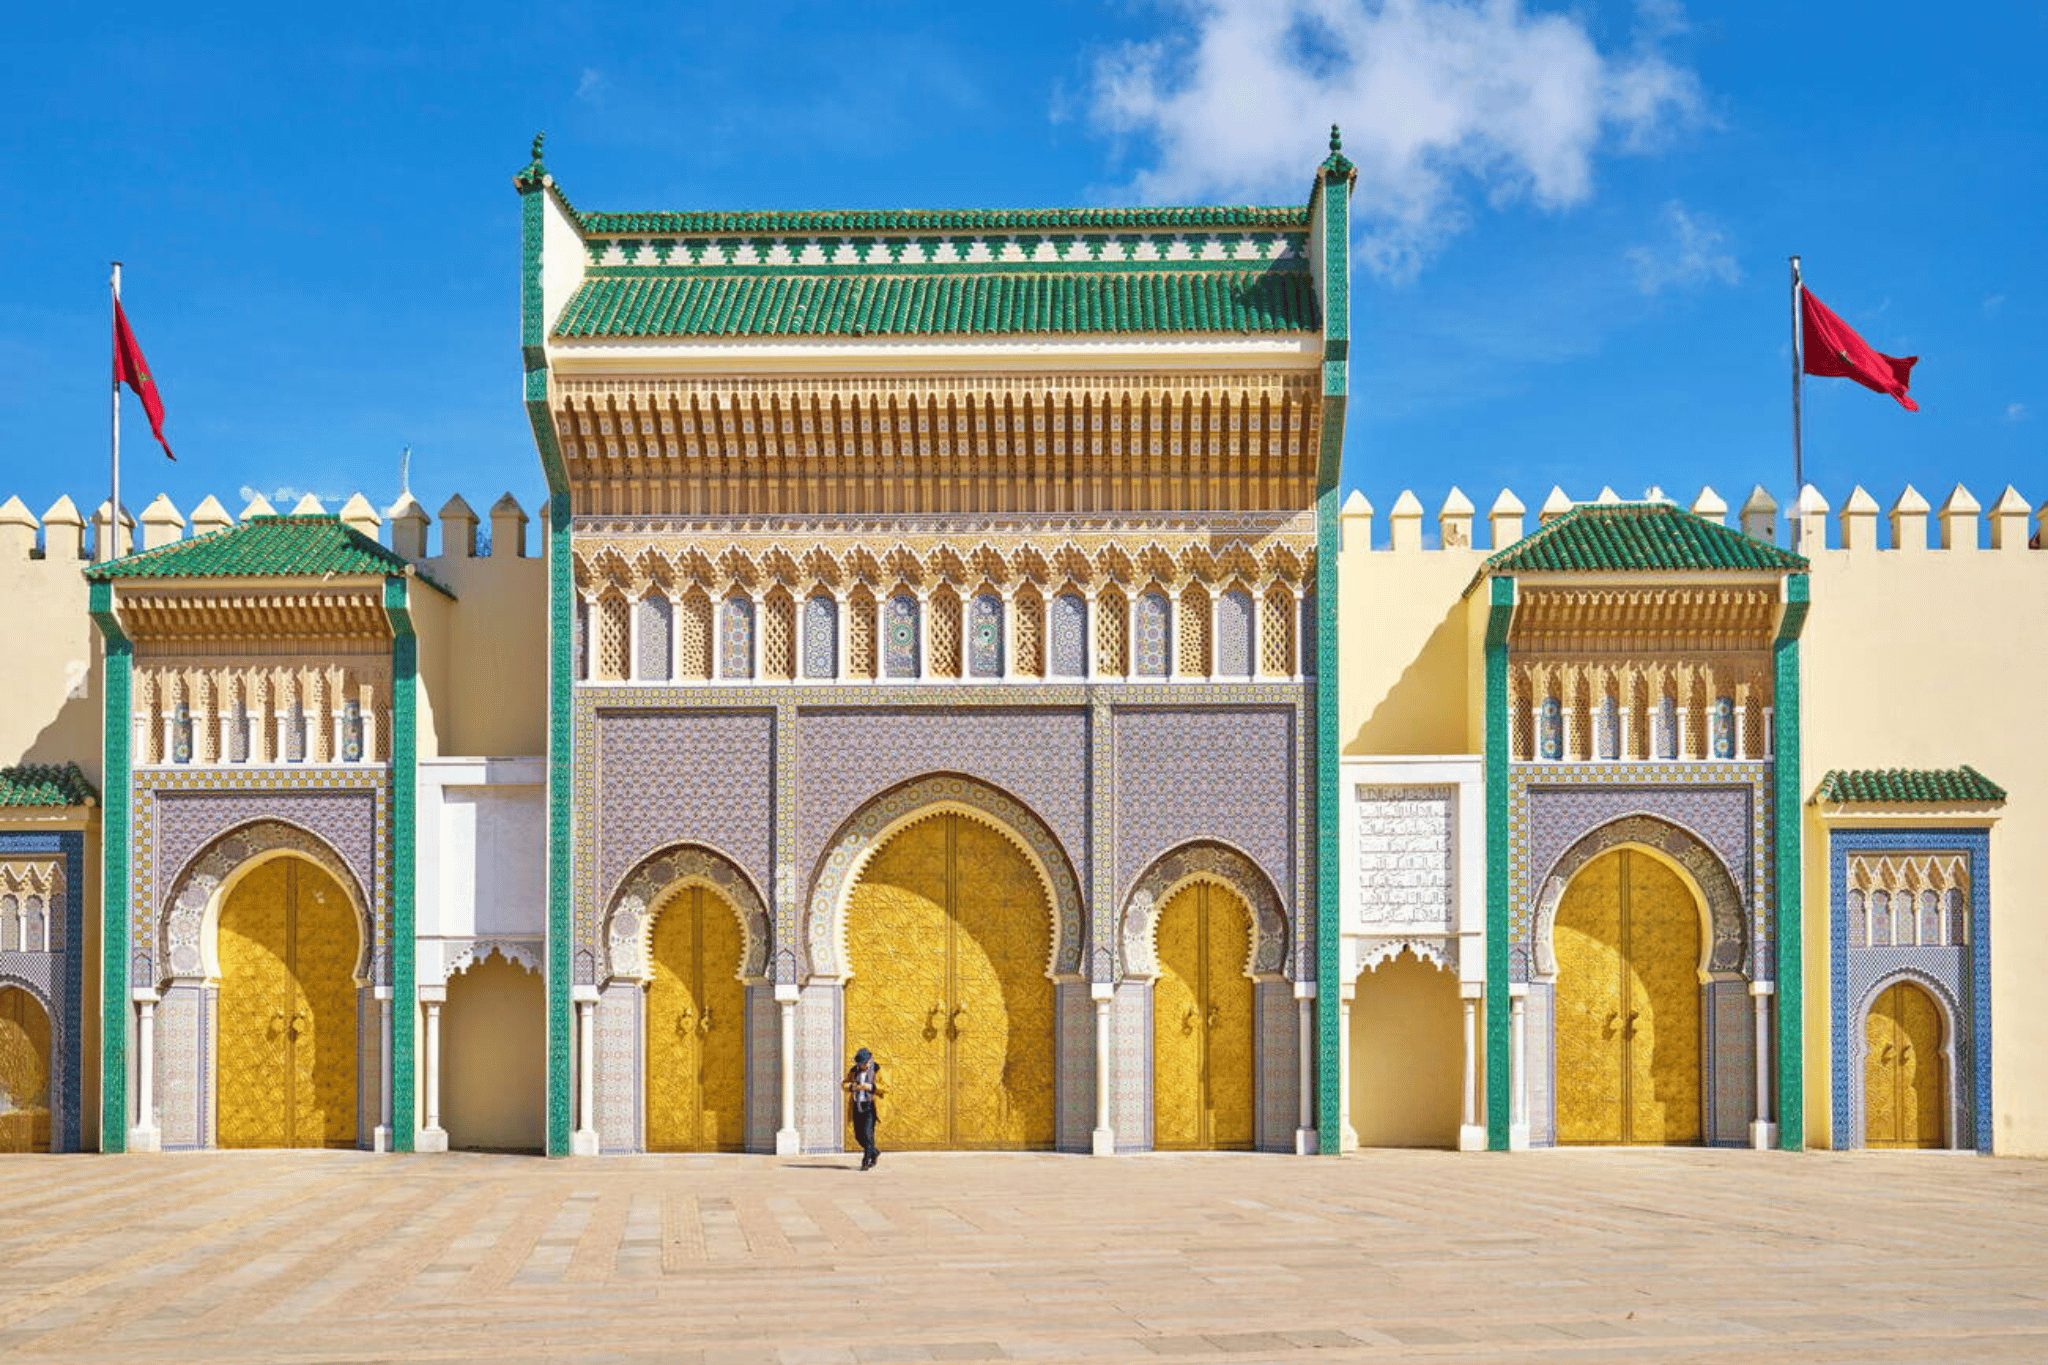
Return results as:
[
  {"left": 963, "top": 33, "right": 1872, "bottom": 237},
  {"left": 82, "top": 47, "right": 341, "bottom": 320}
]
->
[{"left": 0, "top": 133, "right": 2040, "bottom": 1162}]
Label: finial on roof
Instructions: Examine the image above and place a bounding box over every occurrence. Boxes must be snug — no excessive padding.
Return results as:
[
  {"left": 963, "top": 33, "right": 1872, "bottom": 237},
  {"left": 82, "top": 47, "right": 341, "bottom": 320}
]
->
[
  {"left": 531, "top": 130, "right": 546, "bottom": 164},
  {"left": 1329, "top": 124, "right": 1342, "bottom": 152},
  {"left": 515, "top": 130, "right": 550, "bottom": 191}
]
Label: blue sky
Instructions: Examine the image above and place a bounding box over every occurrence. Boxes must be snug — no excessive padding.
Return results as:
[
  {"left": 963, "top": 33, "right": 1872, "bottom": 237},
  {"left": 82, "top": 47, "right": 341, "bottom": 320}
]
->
[{"left": 3, "top": 0, "right": 2041, "bottom": 544}]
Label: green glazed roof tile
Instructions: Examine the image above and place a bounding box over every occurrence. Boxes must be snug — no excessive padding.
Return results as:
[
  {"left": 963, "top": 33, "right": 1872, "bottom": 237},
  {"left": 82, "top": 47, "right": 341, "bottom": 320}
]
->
[
  {"left": 577, "top": 204, "right": 1309, "bottom": 235},
  {"left": 1482, "top": 502, "right": 1809, "bottom": 575},
  {"left": 1813, "top": 766, "right": 2007, "bottom": 805},
  {"left": 552, "top": 269, "right": 1318, "bottom": 339},
  {"left": 0, "top": 762, "right": 97, "bottom": 808},
  {"left": 85, "top": 516, "right": 452, "bottom": 596}
]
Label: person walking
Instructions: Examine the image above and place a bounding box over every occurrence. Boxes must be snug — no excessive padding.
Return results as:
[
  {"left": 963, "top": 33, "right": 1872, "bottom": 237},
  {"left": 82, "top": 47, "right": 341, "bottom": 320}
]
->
[{"left": 842, "top": 1047, "right": 884, "bottom": 1171}]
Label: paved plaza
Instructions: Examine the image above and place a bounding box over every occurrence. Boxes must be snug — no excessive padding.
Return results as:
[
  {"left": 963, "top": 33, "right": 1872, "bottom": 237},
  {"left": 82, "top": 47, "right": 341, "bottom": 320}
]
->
[{"left": 0, "top": 1148, "right": 2043, "bottom": 1364}]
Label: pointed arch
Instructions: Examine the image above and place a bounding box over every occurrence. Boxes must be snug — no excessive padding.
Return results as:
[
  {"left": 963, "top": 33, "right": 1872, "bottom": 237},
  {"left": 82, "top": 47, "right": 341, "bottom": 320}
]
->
[
  {"left": 603, "top": 843, "right": 770, "bottom": 985},
  {"left": 1531, "top": 813, "right": 1746, "bottom": 982},
  {"left": 162, "top": 819, "right": 374, "bottom": 986},
  {"left": 1119, "top": 840, "right": 1288, "bottom": 982}
]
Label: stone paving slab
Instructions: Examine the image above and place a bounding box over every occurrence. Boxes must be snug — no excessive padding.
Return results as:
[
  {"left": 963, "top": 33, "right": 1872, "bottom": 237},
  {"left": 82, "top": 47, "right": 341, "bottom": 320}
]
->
[{"left": 0, "top": 1148, "right": 2044, "bottom": 1363}]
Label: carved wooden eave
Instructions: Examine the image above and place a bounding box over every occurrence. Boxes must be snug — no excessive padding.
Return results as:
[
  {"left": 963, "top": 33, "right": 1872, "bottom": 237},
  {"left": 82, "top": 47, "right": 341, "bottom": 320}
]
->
[
  {"left": 549, "top": 371, "right": 1323, "bottom": 518},
  {"left": 111, "top": 580, "right": 393, "bottom": 651},
  {"left": 1508, "top": 584, "right": 1783, "bottom": 655}
]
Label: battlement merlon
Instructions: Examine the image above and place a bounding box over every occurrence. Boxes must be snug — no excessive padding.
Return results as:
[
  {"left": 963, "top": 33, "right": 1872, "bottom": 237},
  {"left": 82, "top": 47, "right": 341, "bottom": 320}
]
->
[{"left": 1342, "top": 483, "right": 2044, "bottom": 556}]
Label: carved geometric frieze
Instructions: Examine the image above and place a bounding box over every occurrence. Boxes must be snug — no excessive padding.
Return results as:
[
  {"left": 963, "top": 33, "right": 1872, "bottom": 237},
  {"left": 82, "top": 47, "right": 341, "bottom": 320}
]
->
[{"left": 1351, "top": 784, "right": 1455, "bottom": 933}]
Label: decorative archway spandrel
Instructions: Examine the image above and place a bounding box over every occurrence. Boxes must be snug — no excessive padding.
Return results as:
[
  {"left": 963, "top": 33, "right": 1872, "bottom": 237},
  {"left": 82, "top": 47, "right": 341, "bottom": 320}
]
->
[
  {"left": 1529, "top": 812, "right": 1747, "bottom": 981},
  {"left": 601, "top": 844, "right": 770, "bottom": 985},
  {"left": 1120, "top": 841, "right": 1288, "bottom": 982},
  {"left": 804, "top": 774, "right": 1084, "bottom": 981},
  {"left": 160, "top": 819, "right": 378, "bottom": 986}
]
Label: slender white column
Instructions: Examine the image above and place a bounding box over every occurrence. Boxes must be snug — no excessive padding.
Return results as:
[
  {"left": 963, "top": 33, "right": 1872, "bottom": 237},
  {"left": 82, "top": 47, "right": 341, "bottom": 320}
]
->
[
  {"left": 834, "top": 590, "right": 852, "bottom": 682},
  {"left": 582, "top": 596, "right": 598, "bottom": 682},
  {"left": 1000, "top": 587, "right": 1017, "bottom": 680},
  {"left": 915, "top": 589, "right": 932, "bottom": 680},
  {"left": 1337, "top": 987, "right": 1358, "bottom": 1153},
  {"left": 1091, "top": 984, "right": 1115, "bottom": 1156},
  {"left": 775, "top": 986, "right": 801, "bottom": 1156},
  {"left": 1457, "top": 988, "right": 1486, "bottom": 1151},
  {"left": 374, "top": 991, "right": 394, "bottom": 1151},
  {"left": 1293, "top": 984, "right": 1317, "bottom": 1154},
  {"left": 418, "top": 992, "right": 448, "bottom": 1152},
  {"left": 1562, "top": 705, "right": 1578, "bottom": 763},
  {"left": 1734, "top": 704, "right": 1748, "bottom": 761},
  {"left": 1763, "top": 706, "right": 1776, "bottom": 758},
  {"left": 1750, "top": 981, "right": 1778, "bottom": 1149},
  {"left": 1083, "top": 587, "right": 1101, "bottom": 680},
  {"left": 1293, "top": 585, "right": 1309, "bottom": 681},
  {"left": 1509, "top": 985, "right": 1530, "bottom": 1150},
  {"left": 129, "top": 990, "right": 161, "bottom": 1151},
  {"left": 749, "top": 593, "right": 765, "bottom": 682},
  {"left": 572, "top": 993, "right": 600, "bottom": 1155},
  {"left": 627, "top": 594, "right": 642, "bottom": 681},
  {"left": 1619, "top": 707, "right": 1634, "bottom": 762}
]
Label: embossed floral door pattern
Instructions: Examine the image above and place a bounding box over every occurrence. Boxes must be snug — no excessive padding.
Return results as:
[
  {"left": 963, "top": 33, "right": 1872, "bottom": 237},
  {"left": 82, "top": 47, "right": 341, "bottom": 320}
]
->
[
  {"left": 218, "top": 857, "right": 359, "bottom": 1148},
  {"left": 1151, "top": 883, "right": 1255, "bottom": 1150},
  {"left": 1864, "top": 981, "right": 1944, "bottom": 1149},
  {"left": 645, "top": 886, "right": 747, "bottom": 1151},
  {"left": 1554, "top": 848, "right": 1701, "bottom": 1145},
  {"left": 0, "top": 986, "right": 50, "bottom": 1153},
  {"left": 844, "top": 814, "right": 1054, "bottom": 1150}
]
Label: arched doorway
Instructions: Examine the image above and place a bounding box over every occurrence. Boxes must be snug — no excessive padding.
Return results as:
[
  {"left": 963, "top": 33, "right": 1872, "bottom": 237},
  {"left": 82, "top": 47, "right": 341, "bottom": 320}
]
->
[
  {"left": 1152, "top": 883, "right": 1254, "bottom": 1150},
  {"left": 217, "top": 856, "right": 360, "bottom": 1148},
  {"left": 645, "top": 885, "right": 747, "bottom": 1152},
  {"left": 0, "top": 986, "right": 51, "bottom": 1153},
  {"left": 1347, "top": 950, "right": 1462, "bottom": 1148},
  {"left": 1554, "top": 847, "right": 1701, "bottom": 1145},
  {"left": 1865, "top": 980, "right": 1945, "bottom": 1149},
  {"left": 843, "top": 812, "right": 1054, "bottom": 1150},
  {"left": 443, "top": 954, "right": 545, "bottom": 1152}
]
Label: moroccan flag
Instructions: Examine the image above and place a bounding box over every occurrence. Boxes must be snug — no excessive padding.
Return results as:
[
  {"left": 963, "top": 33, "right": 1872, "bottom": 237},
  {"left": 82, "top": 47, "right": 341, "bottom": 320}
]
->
[
  {"left": 1801, "top": 288, "right": 1919, "bottom": 411},
  {"left": 113, "top": 300, "right": 176, "bottom": 460}
]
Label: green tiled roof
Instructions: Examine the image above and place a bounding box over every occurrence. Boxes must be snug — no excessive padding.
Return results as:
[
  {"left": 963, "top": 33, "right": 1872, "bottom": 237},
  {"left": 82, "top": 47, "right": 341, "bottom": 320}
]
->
[
  {"left": 1483, "top": 502, "right": 1809, "bottom": 575},
  {"left": 85, "top": 516, "right": 450, "bottom": 595},
  {"left": 0, "top": 762, "right": 96, "bottom": 808},
  {"left": 553, "top": 269, "right": 1317, "bottom": 339},
  {"left": 1814, "top": 767, "right": 2007, "bottom": 805},
  {"left": 577, "top": 205, "right": 1309, "bottom": 235}
]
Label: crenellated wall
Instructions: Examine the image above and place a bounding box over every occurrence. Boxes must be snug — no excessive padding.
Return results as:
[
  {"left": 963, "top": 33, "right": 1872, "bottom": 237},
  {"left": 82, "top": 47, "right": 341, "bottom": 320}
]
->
[
  {"left": 1338, "top": 479, "right": 2048, "bottom": 1154},
  {"left": 0, "top": 490, "right": 549, "bottom": 777}
]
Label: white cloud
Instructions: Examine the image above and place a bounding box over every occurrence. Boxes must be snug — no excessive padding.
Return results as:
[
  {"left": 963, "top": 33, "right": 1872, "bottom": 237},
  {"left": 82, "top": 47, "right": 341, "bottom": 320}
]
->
[
  {"left": 1984, "top": 293, "right": 2006, "bottom": 315},
  {"left": 576, "top": 68, "right": 606, "bottom": 102},
  {"left": 2007, "top": 402, "right": 2029, "bottom": 423},
  {"left": 1086, "top": 0, "right": 1705, "bottom": 279},
  {"left": 1627, "top": 200, "right": 1739, "bottom": 294}
]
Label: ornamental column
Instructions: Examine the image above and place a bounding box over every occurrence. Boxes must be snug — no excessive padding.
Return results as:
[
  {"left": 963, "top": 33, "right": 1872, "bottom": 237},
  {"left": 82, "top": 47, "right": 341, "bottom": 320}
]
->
[
  {"left": 1458, "top": 985, "right": 1486, "bottom": 1151},
  {"left": 1750, "top": 981, "right": 1777, "bottom": 1149},
  {"left": 1337, "top": 983, "right": 1358, "bottom": 1153},
  {"left": 418, "top": 987, "right": 448, "bottom": 1152},
  {"left": 1091, "top": 983, "right": 1115, "bottom": 1156},
  {"left": 775, "top": 985, "right": 801, "bottom": 1156},
  {"left": 572, "top": 989, "right": 600, "bottom": 1155},
  {"left": 1293, "top": 982, "right": 1317, "bottom": 1154},
  {"left": 374, "top": 989, "right": 394, "bottom": 1151},
  {"left": 129, "top": 989, "right": 161, "bottom": 1152},
  {"left": 1509, "top": 984, "right": 1529, "bottom": 1150}
]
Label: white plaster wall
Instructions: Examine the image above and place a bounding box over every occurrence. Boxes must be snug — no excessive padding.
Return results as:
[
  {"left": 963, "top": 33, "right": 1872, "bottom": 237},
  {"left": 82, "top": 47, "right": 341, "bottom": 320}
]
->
[
  {"left": 1340, "top": 757, "right": 1485, "bottom": 988},
  {"left": 416, "top": 758, "right": 544, "bottom": 982}
]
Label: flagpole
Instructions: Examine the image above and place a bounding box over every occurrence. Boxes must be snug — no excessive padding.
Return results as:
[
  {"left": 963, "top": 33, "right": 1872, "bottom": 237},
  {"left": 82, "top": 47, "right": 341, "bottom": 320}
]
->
[
  {"left": 1789, "top": 255, "right": 1804, "bottom": 532},
  {"left": 109, "top": 262, "right": 122, "bottom": 562}
]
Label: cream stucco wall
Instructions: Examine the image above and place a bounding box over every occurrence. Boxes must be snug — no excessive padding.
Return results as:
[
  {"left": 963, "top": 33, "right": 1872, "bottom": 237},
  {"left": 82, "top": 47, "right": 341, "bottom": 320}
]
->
[
  {"left": 441, "top": 955, "right": 546, "bottom": 1151},
  {"left": 1347, "top": 953, "right": 1465, "bottom": 1147},
  {"left": 1339, "top": 487, "right": 2048, "bottom": 1155}
]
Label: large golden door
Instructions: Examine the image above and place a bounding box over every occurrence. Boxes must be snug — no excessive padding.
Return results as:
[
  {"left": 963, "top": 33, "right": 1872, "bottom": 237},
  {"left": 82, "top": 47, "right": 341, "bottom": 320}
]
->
[
  {"left": 844, "top": 814, "right": 1054, "bottom": 1149},
  {"left": 1864, "top": 981, "right": 1944, "bottom": 1149},
  {"left": 645, "top": 886, "right": 747, "bottom": 1151},
  {"left": 0, "top": 986, "right": 51, "bottom": 1153},
  {"left": 1152, "top": 883, "right": 1255, "bottom": 1150},
  {"left": 218, "top": 858, "right": 359, "bottom": 1148},
  {"left": 1554, "top": 848, "right": 1701, "bottom": 1145}
]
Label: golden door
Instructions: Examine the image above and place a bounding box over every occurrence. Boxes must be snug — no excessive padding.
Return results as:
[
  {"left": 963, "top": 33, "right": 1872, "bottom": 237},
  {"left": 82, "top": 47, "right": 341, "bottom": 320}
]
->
[
  {"left": 645, "top": 886, "right": 747, "bottom": 1151},
  {"left": 1554, "top": 848, "right": 1701, "bottom": 1145},
  {"left": 844, "top": 814, "right": 1054, "bottom": 1149},
  {"left": 1864, "top": 981, "right": 1944, "bottom": 1149},
  {"left": 1152, "top": 883, "right": 1255, "bottom": 1150},
  {"left": 0, "top": 986, "right": 51, "bottom": 1153},
  {"left": 218, "top": 858, "right": 359, "bottom": 1148}
]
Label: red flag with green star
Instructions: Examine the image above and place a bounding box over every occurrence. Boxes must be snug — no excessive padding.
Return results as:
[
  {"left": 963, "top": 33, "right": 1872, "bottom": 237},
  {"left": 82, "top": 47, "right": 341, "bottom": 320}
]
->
[{"left": 113, "top": 300, "right": 176, "bottom": 460}]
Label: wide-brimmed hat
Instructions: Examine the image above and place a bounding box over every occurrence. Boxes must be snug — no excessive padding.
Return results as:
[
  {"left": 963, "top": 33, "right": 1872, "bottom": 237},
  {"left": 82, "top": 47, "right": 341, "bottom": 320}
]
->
[{"left": 854, "top": 1047, "right": 873, "bottom": 1064}]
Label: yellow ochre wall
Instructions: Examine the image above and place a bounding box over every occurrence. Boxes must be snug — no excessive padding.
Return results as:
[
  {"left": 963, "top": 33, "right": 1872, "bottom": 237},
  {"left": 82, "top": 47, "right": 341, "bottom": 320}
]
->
[
  {"left": 1338, "top": 486, "right": 2048, "bottom": 1155},
  {"left": 1348, "top": 952, "right": 1465, "bottom": 1147},
  {"left": 440, "top": 956, "right": 547, "bottom": 1151}
]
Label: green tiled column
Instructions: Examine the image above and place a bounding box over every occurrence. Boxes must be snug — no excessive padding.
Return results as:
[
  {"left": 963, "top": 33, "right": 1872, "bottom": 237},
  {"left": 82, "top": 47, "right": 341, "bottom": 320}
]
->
[
  {"left": 1772, "top": 573, "right": 1809, "bottom": 1150},
  {"left": 1484, "top": 576, "right": 1515, "bottom": 1150},
  {"left": 382, "top": 576, "right": 418, "bottom": 1151},
  {"left": 88, "top": 580, "right": 130, "bottom": 1153}
]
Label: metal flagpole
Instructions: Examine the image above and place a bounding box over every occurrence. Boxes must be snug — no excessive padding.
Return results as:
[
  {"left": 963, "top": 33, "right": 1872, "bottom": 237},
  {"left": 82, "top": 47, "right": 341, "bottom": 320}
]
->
[
  {"left": 1789, "top": 255, "right": 1805, "bottom": 530},
  {"left": 109, "top": 261, "right": 122, "bottom": 563}
]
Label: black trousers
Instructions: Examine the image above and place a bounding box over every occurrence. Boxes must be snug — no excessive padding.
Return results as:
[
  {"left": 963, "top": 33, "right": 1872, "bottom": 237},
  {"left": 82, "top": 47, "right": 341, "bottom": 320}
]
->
[{"left": 851, "top": 1107, "right": 879, "bottom": 1161}]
